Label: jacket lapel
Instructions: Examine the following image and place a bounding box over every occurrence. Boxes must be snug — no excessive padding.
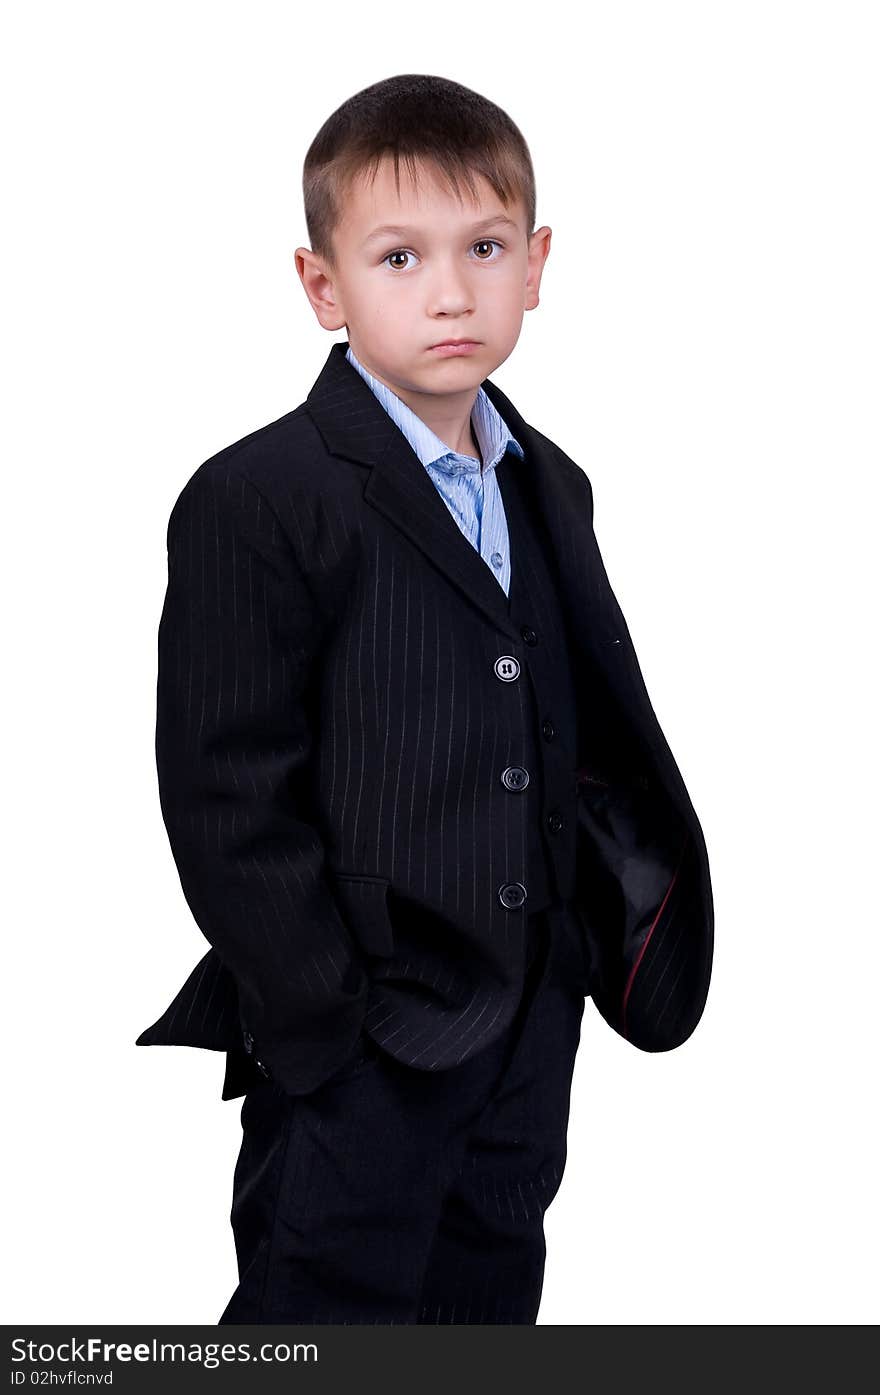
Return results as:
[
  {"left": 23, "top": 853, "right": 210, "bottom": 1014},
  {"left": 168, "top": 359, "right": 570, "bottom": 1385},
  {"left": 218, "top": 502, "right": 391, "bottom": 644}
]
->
[{"left": 364, "top": 432, "right": 517, "bottom": 636}]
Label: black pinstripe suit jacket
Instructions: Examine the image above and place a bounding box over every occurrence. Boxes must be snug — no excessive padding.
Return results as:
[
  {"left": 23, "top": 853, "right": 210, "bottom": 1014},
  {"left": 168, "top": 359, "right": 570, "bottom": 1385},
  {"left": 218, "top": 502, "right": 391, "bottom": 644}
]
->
[{"left": 136, "top": 341, "right": 714, "bottom": 1097}]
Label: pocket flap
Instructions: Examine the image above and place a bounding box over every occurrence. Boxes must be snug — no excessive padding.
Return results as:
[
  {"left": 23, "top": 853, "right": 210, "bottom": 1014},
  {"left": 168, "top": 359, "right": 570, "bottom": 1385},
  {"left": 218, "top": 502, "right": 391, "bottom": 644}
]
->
[{"left": 329, "top": 873, "right": 395, "bottom": 959}]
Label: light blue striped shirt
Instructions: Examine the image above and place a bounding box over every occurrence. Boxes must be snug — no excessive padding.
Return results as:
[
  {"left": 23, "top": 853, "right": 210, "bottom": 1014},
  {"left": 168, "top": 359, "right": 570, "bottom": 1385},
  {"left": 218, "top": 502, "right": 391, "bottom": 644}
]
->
[{"left": 346, "top": 344, "right": 524, "bottom": 598}]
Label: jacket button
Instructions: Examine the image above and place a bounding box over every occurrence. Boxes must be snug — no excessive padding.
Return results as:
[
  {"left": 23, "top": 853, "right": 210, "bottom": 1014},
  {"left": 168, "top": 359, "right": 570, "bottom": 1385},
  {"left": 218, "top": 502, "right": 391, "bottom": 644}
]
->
[
  {"left": 501, "top": 765, "right": 530, "bottom": 791},
  {"left": 494, "top": 655, "right": 520, "bottom": 682},
  {"left": 242, "top": 1030, "right": 254, "bottom": 1055},
  {"left": 255, "top": 1058, "right": 270, "bottom": 1079},
  {"left": 547, "top": 811, "right": 565, "bottom": 834},
  {"left": 542, "top": 719, "right": 556, "bottom": 740},
  {"left": 520, "top": 626, "right": 538, "bottom": 645},
  {"left": 498, "top": 882, "right": 528, "bottom": 910}
]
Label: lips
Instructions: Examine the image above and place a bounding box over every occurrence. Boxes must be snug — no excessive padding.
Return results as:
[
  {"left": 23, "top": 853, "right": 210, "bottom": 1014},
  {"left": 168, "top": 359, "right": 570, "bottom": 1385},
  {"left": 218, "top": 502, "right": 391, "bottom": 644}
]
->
[{"left": 427, "top": 341, "right": 481, "bottom": 356}]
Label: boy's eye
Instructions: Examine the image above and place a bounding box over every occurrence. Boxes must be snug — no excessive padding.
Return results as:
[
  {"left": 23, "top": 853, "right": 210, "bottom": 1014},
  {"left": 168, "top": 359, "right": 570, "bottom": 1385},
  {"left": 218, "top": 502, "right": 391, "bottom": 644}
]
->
[
  {"left": 384, "top": 249, "right": 413, "bottom": 271},
  {"left": 382, "top": 240, "right": 503, "bottom": 271}
]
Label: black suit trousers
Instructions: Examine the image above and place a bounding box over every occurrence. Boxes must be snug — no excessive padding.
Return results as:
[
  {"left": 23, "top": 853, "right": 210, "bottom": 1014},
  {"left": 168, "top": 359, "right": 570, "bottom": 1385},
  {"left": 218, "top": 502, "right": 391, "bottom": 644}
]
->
[{"left": 217, "top": 900, "right": 587, "bottom": 1325}]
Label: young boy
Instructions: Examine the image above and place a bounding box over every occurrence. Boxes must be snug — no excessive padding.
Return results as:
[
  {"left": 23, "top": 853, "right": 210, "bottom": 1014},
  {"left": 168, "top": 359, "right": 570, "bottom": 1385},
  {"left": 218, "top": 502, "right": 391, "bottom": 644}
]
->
[{"left": 137, "top": 73, "right": 713, "bottom": 1325}]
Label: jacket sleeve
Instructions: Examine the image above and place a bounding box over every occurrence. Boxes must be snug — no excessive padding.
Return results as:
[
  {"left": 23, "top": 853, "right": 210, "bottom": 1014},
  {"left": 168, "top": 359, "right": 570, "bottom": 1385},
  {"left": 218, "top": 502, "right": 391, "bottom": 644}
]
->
[{"left": 155, "top": 462, "right": 369, "bottom": 1095}]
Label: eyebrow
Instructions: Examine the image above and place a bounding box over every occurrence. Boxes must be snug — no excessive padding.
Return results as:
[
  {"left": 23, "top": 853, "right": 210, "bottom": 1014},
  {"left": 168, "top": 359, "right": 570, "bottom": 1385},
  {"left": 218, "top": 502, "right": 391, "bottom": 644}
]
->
[{"left": 361, "top": 215, "right": 520, "bottom": 248}]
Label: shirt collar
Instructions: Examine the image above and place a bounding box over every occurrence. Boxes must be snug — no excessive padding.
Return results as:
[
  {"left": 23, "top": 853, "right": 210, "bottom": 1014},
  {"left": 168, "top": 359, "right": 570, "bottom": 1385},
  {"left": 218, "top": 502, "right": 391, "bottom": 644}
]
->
[{"left": 345, "top": 344, "right": 524, "bottom": 477}]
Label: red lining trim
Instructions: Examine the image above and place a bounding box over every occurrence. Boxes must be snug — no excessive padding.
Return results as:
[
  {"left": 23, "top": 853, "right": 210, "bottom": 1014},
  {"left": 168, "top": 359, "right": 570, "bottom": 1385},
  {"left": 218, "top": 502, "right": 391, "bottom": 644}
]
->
[{"left": 621, "top": 830, "right": 691, "bottom": 1039}]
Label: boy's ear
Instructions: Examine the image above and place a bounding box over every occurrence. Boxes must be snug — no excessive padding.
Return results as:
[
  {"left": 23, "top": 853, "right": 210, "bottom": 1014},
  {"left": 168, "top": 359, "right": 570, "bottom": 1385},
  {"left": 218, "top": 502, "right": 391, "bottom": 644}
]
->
[
  {"left": 525, "top": 225, "right": 552, "bottom": 311},
  {"left": 294, "top": 246, "right": 347, "bottom": 332}
]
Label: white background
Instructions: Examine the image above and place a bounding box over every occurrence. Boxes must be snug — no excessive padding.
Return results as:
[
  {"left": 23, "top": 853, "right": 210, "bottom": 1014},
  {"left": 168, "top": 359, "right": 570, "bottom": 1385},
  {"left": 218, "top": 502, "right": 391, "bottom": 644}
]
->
[{"left": 3, "top": 0, "right": 877, "bottom": 1325}]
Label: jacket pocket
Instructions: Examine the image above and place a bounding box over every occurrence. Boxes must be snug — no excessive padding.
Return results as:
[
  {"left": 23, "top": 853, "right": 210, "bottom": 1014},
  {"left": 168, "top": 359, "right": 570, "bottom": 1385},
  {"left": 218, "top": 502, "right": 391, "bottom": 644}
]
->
[{"left": 328, "top": 872, "right": 395, "bottom": 960}]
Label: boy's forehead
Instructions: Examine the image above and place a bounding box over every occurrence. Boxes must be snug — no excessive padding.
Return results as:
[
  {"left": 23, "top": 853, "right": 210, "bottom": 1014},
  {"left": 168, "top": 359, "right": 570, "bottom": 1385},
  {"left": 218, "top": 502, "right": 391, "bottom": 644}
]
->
[{"left": 339, "top": 159, "right": 523, "bottom": 242}]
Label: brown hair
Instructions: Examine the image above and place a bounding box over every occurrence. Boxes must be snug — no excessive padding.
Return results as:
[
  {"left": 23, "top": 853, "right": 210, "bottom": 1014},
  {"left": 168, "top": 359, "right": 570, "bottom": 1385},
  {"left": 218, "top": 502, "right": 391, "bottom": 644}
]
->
[{"left": 303, "top": 74, "right": 536, "bottom": 273}]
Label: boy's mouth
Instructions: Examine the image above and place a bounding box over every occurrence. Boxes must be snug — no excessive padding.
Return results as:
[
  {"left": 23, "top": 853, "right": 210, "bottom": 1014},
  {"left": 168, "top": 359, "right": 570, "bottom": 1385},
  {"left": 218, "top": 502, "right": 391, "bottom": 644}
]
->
[{"left": 427, "top": 340, "right": 482, "bottom": 356}]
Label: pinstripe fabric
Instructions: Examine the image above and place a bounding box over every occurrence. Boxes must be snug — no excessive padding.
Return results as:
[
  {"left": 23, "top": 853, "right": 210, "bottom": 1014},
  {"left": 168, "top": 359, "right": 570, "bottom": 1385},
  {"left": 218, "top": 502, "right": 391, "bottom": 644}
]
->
[
  {"left": 344, "top": 344, "right": 524, "bottom": 597},
  {"left": 218, "top": 902, "right": 583, "bottom": 1325},
  {"left": 136, "top": 340, "right": 714, "bottom": 1100}
]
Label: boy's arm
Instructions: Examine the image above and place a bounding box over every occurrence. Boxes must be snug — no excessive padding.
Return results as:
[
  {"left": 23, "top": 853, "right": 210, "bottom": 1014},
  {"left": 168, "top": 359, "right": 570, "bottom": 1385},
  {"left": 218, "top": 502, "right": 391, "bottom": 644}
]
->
[{"left": 155, "top": 462, "right": 369, "bottom": 1096}]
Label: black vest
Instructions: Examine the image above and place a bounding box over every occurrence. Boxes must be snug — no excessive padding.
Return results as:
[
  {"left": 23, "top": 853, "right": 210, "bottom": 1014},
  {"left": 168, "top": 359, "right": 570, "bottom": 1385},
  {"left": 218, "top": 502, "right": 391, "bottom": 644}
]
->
[{"left": 494, "top": 445, "right": 580, "bottom": 914}]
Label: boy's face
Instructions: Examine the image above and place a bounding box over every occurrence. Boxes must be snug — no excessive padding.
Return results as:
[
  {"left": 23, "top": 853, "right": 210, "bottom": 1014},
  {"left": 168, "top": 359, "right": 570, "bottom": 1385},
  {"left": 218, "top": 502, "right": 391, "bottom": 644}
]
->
[{"left": 297, "top": 156, "right": 551, "bottom": 403}]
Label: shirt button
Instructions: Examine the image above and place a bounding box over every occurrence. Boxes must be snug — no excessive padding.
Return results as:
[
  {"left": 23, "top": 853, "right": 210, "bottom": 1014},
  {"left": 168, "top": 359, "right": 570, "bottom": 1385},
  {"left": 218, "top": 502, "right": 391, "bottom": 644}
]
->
[
  {"left": 501, "top": 766, "right": 530, "bottom": 791},
  {"left": 498, "top": 882, "right": 528, "bottom": 910},
  {"left": 542, "top": 719, "right": 556, "bottom": 740},
  {"left": 491, "top": 551, "right": 504, "bottom": 567},
  {"left": 494, "top": 655, "right": 520, "bottom": 682},
  {"left": 547, "top": 811, "right": 565, "bottom": 834}
]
